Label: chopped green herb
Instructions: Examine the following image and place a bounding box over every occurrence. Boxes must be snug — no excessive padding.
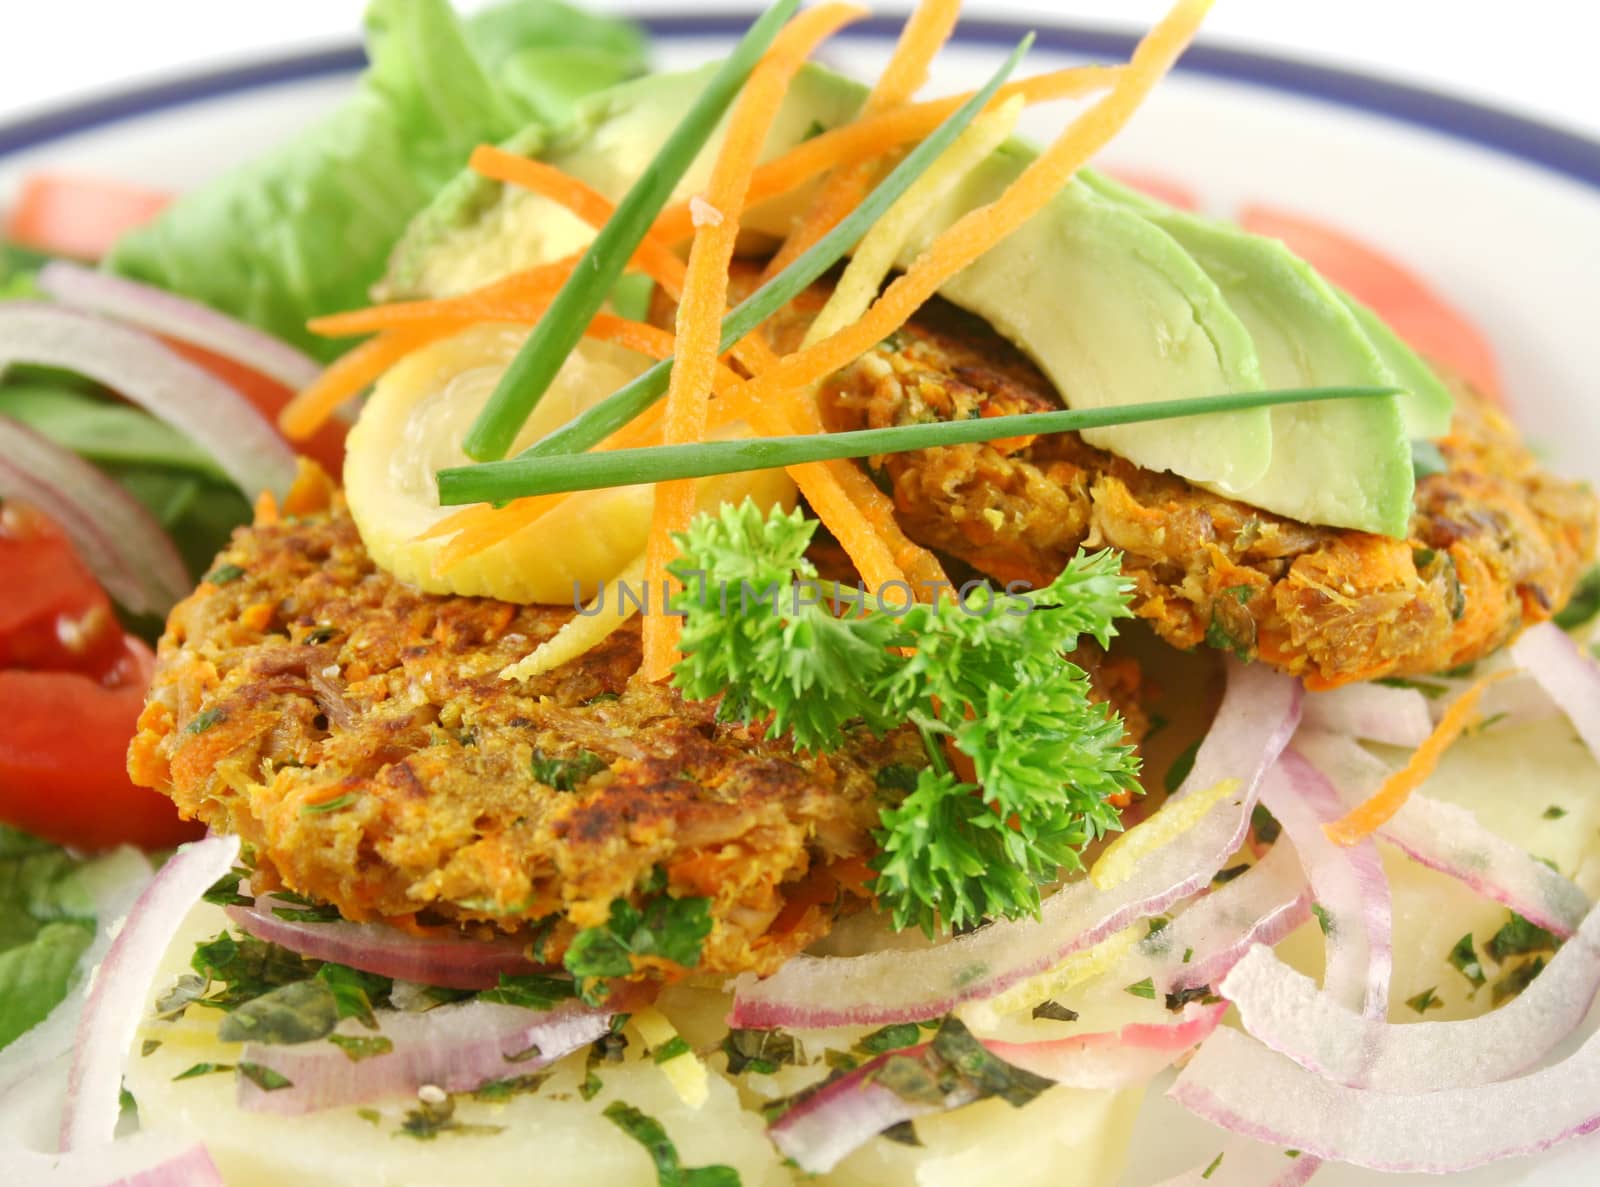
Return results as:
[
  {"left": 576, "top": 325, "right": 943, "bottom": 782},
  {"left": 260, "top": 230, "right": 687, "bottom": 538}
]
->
[
  {"left": 1204, "top": 612, "right": 1254, "bottom": 661},
  {"left": 721, "top": 1028, "right": 799, "bottom": 1076},
  {"left": 173, "top": 1062, "right": 232, "bottom": 1081},
  {"left": 580, "top": 1070, "right": 605, "bottom": 1102},
  {"left": 304, "top": 625, "right": 338, "bottom": 645},
  {"left": 1125, "top": 977, "right": 1157, "bottom": 1000},
  {"left": 589, "top": 1030, "right": 629, "bottom": 1066},
  {"left": 1492, "top": 956, "right": 1548, "bottom": 1005},
  {"left": 1031, "top": 999, "right": 1078, "bottom": 1023},
  {"left": 1448, "top": 933, "right": 1486, "bottom": 989},
  {"left": 357, "top": 1107, "right": 381, "bottom": 1125},
  {"left": 1165, "top": 740, "right": 1201, "bottom": 795},
  {"left": 299, "top": 793, "right": 357, "bottom": 816},
  {"left": 471, "top": 1073, "right": 549, "bottom": 1102},
  {"left": 1251, "top": 803, "right": 1282, "bottom": 845},
  {"left": 530, "top": 748, "right": 608, "bottom": 792},
  {"left": 203, "top": 562, "right": 245, "bottom": 585},
  {"left": 480, "top": 972, "right": 578, "bottom": 1012},
  {"left": 603, "top": 1101, "right": 742, "bottom": 1187},
  {"left": 652, "top": 1035, "right": 692, "bottom": 1065},
  {"left": 1213, "top": 864, "right": 1249, "bottom": 885},
  {"left": 1182, "top": 947, "right": 1194, "bottom": 964},
  {"left": 329, "top": 1034, "right": 394, "bottom": 1062},
  {"left": 1165, "top": 985, "right": 1218, "bottom": 1012},
  {"left": 1543, "top": 805, "right": 1569, "bottom": 820},
  {"left": 398, "top": 1095, "right": 504, "bottom": 1140},
  {"left": 217, "top": 977, "right": 340, "bottom": 1045},
  {"left": 1223, "top": 584, "right": 1255, "bottom": 604},
  {"left": 858, "top": 1023, "right": 925, "bottom": 1055},
  {"left": 1311, "top": 904, "right": 1334, "bottom": 937},
  {"left": 1147, "top": 916, "right": 1171, "bottom": 936},
  {"left": 563, "top": 893, "right": 712, "bottom": 1005},
  {"left": 201, "top": 870, "right": 252, "bottom": 907},
  {"left": 236, "top": 1062, "right": 293, "bottom": 1092},
  {"left": 154, "top": 973, "right": 207, "bottom": 1019},
  {"left": 184, "top": 706, "right": 226, "bottom": 735},
  {"left": 1202, "top": 1151, "right": 1225, "bottom": 1180},
  {"left": 875, "top": 763, "right": 921, "bottom": 794},
  {"left": 189, "top": 931, "right": 319, "bottom": 1011},
  {"left": 316, "top": 962, "right": 393, "bottom": 1029},
  {"left": 881, "top": 1120, "right": 922, "bottom": 1147},
  {"left": 141, "top": 1039, "right": 161, "bottom": 1057},
  {"left": 1554, "top": 565, "right": 1600, "bottom": 630},
  {"left": 1486, "top": 913, "right": 1559, "bottom": 963},
  {"left": 1405, "top": 987, "right": 1444, "bottom": 1014},
  {"left": 870, "top": 1017, "right": 1053, "bottom": 1113},
  {"left": 1376, "top": 676, "right": 1450, "bottom": 700}
]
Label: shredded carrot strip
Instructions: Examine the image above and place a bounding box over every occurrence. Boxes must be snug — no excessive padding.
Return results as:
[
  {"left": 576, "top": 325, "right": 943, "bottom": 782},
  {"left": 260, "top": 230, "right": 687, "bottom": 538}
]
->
[
  {"left": 279, "top": 326, "right": 446, "bottom": 441},
  {"left": 649, "top": 63, "right": 1121, "bottom": 245},
  {"left": 307, "top": 260, "right": 577, "bottom": 338},
  {"left": 1324, "top": 673, "right": 1507, "bottom": 845},
  {"left": 722, "top": 2, "right": 1208, "bottom": 415},
  {"left": 762, "top": 0, "right": 961, "bottom": 281},
  {"left": 641, "top": 1, "right": 868, "bottom": 684},
  {"left": 469, "top": 147, "right": 690, "bottom": 291}
]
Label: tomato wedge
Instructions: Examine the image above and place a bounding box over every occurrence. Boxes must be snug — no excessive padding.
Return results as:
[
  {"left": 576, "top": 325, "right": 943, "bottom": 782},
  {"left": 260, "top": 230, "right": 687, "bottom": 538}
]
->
[
  {"left": 1239, "top": 204, "right": 1502, "bottom": 402},
  {"left": 161, "top": 337, "right": 348, "bottom": 477},
  {"left": 4, "top": 173, "right": 171, "bottom": 261},
  {"left": 0, "top": 636, "right": 200, "bottom": 851},
  {"left": 0, "top": 501, "right": 124, "bottom": 676}
]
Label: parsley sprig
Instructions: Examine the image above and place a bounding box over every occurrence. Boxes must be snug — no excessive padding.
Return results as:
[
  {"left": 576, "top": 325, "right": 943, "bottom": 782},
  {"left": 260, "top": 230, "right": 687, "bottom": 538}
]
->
[{"left": 669, "top": 502, "right": 1140, "bottom": 935}]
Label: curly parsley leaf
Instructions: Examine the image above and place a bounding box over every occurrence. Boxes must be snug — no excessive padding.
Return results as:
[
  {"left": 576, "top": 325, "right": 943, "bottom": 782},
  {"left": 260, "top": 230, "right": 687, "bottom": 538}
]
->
[{"left": 669, "top": 502, "right": 1139, "bottom": 937}]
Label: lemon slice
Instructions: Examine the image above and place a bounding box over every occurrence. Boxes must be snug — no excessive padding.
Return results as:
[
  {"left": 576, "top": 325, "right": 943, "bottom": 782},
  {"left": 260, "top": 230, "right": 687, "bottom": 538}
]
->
[{"left": 344, "top": 323, "right": 796, "bottom": 604}]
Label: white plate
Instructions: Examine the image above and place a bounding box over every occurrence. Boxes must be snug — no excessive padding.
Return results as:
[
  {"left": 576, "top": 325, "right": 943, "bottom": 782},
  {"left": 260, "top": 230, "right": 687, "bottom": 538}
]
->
[{"left": 3, "top": 13, "right": 1597, "bottom": 1187}]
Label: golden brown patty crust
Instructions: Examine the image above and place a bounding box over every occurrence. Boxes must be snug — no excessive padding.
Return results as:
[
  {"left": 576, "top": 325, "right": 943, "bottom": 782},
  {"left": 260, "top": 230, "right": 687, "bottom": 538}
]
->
[
  {"left": 807, "top": 294, "right": 1597, "bottom": 689},
  {"left": 128, "top": 476, "right": 1143, "bottom": 978}
]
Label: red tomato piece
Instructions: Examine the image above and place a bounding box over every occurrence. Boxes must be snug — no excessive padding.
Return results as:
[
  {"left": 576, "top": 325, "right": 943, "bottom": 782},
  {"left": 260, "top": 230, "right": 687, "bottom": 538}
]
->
[
  {"left": 0, "top": 636, "right": 201, "bottom": 851},
  {"left": 1239, "top": 204, "right": 1502, "bottom": 403},
  {"left": 1103, "top": 167, "right": 1200, "bottom": 210},
  {"left": 4, "top": 173, "right": 171, "bottom": 261},
  {"left": 0, "top": 501, "right": 124, "bottom": 677},
  {"left": 161, "top": 337, "right": 348, "bottom": 478}
]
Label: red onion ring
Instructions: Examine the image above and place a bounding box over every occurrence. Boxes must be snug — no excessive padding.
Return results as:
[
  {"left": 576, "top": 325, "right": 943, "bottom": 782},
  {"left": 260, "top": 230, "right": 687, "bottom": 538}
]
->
[
  {"left": 1300, "top": 682, "right": 1432, "bottom": 748},
  {"left": 1512, "top": 621, "right": 1600, "bottom": 763},
  {"left": 1221, "top": 901, "right": 1600, "bottom": 1093},
  {"left": 36, "top": 263, "right": 321, "bottom": 394},
  {"left": 237, "top": 999, "right": 611, "bottom": 1115},
  {"left": 226, "top": 892, "right": 538, "bottom": 991},
  {"left": 0, "top": 415, "right": 190, "bottom": 615},
  {"left": 1294, "top": 728, "right": 1589, "bottom": 935},
  {"left": 769, "top": 1003, "right": 1226, "bottom": 1174},
  {"left": 1262, "top": 750, "right": 1392, "bottom": 1017},
  {"left": 60, "top": 835, "right": 240, "bottom": 1151},
  {"left": 731, "top": 662, "right": 1302, "bottom": 1028},
  {"left": 0, "top": 304, "right": 296, "bottom": 500},
  {"left": 1169, "top": 1018, "right": 1600, "bottom": 1173},
  {"left": 14, "top": 1136, "right": 222, "bottom": 1187}
]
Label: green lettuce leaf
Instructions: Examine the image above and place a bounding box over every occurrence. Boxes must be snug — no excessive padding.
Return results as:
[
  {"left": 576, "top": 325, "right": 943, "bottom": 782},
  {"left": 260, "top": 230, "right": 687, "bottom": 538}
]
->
[
  {"left": 106, "top": 0, "right": 645, "bottom": 361},
  {"left": 0, "top": 826, "right": 98, "bottom": 1048}
]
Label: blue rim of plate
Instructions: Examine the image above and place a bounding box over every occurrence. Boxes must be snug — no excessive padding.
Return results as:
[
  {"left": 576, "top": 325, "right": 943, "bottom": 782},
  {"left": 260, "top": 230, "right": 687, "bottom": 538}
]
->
[{"left": 2, "top": 13, "right": 1599, "bottom": 193}]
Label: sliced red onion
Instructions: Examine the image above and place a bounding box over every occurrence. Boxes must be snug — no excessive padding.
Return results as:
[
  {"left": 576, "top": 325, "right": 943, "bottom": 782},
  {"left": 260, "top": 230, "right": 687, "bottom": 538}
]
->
[
  {"left": 1300, "top": 682, "right": 1432, "bottom": 748},
  {"left": 0, "top": 304, "right": 295, "bottom": 500},
  {"left": 1169, "top": 1021, "right": 1600, "bottom": 1173},
  {"left": 237, "top": 999, "right": 610, "bottom": 1115},
  {"left": 60, "top": 835, "right": 240, "bottom": 1151},
  {"left": 14, "top": 1136, "right": 222, "bottom": 1187},
  {"left": 988, "top": 1001, "right": 1227, "bottom": 1087},
  {"left": 1160, "top": 839, "right": 1311, "bottom": 996},
  {"left": 1222, "top": 901, "right": 1600, "bottom": 1093},
  {"left": 1294, "top": 728, "right": 1589, "bottom": 935},
  {"left": 1262, "top": 750, "right": 1392, "bottom": 1017},
  {"left": 771, "top": 1004, "right": 1225, "bottom": 1174},
  {"left": 1512, "top": 621, "right": 1600, "bottom": 762},
  {"left": 37, "top": 262, "right": 320, "bottom": 393},
  {"left": 227, "top": 892, "right": 538, "bottom": 991},
  {"left": 732, "top": 662, "right": 1302, "bottom": 1028},
  {"left": 1148, "top": 1139, "right": 1321, "bottom": 1187},
  {"left": 0, "top": 415, "right": 190, "bottom": 614}
]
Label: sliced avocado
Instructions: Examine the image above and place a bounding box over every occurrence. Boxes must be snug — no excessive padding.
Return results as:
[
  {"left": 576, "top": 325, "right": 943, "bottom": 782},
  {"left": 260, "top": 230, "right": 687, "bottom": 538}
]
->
[
  {"left": 1339, "top": 291, "right": 1455, "bottom": 441},
  {"left": 1083, "top": 171, "right": 1414, "bottom": 537},
  {"left": 387, "top": 64, "right": 1276, "bottom": 491}
]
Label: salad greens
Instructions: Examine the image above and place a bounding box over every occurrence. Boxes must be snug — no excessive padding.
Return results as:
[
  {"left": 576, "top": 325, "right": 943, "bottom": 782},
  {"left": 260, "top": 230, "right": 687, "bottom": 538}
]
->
[
  {"left": 0, "top": 827, "right": 127, "bottom": 1048},
  {"left": 668, "top": 501, "right": 1141, "bottom": 935},
  {"left": 108, "top": 0, "right": 646, "bottom": 362}
]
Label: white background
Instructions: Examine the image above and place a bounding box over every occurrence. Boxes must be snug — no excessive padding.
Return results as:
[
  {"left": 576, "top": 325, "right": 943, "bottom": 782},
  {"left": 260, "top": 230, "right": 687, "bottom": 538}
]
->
[{"left": 1, "top": 1, "right": 1597, "bottom": 139}]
